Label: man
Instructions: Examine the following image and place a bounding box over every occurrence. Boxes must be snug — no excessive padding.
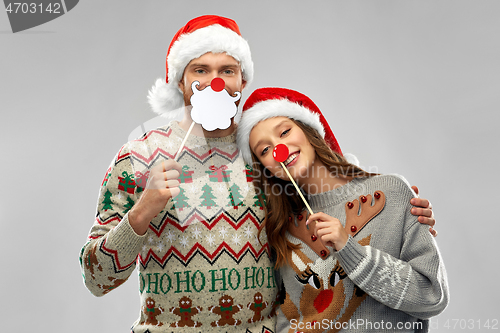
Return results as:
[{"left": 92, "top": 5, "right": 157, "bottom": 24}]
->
[{"left": 80, "top": 15, "right": 436, "bottom": 332}]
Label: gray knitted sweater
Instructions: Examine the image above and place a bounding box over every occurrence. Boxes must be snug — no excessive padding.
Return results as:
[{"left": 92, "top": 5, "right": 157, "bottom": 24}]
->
[{"left": 275, "top": 174, "right": 449, "bottom": 333}]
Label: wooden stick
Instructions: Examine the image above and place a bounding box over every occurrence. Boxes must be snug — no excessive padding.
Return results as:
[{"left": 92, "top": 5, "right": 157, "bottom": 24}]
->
[
  {"left": 280, "top": 162, "right": 314, "bottom": 215},
  {"left": 174, "top": 121, "right": 195, "bottom": 162}
]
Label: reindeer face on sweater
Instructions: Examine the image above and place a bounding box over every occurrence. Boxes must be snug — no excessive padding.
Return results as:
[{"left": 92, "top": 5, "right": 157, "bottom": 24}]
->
[
  {"left": 291, "top": 249, "right": 350, "bottom": 320},
  {"left": 281, "top": 235, "right": 371, "bottom": 330}
]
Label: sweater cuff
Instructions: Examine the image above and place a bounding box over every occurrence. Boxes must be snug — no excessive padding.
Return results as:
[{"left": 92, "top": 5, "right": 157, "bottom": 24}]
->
[
  {"left": 104, "top": 213, "right": 146, "bottom": 266},
  {"left": 335, "top": 235, "right": 367, "bottom": 275}
]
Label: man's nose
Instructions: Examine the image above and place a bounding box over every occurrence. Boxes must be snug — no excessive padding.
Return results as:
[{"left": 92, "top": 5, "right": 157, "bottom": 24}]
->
[{"left": 200, "top": 71, "right": 220, "bottom": 89}]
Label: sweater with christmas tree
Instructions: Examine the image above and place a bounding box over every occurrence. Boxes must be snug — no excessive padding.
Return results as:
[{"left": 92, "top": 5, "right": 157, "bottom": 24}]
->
[
  {"left": 275, "top": 175, "right": 449, "bottom": 333},
  {"left": 80, "top": 121, "right": 277, "bottom": 333}
]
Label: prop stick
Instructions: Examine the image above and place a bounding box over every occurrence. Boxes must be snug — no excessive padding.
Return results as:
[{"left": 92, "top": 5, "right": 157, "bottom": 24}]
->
[
  {"left": 273, "top": 144, "right": 314, "bottom": 215},
  {"left": 173, "top": 121, "right": 195, "bottom": 161}
]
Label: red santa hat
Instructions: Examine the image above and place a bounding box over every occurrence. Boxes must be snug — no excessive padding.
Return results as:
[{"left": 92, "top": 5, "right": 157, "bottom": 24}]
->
[
  {"left": 237, "top": 87, "right": 358, "bottom": 165},
  {"left": 148, "top": 15, "right": 254, "bottom": 116}
]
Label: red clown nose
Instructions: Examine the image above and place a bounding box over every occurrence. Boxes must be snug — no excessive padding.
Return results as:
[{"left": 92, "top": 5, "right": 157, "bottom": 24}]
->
[
  {"left": 273, "top": 144, "right": 289, "bottom": 163},
  {"left": 211, "top": 78, "right": 225, "bottom": 92}
]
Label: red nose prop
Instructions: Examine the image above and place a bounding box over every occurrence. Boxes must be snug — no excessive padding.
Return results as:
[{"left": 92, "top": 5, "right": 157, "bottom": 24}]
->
[
  {"left": 273, "top": 143, "right": 315, "bottom": 218},
  {"left": 211, "top": 78, "right": 225, "bottom": 92},
  {"left": 273, "top": 144, "right": 289, "bottom": 163}
]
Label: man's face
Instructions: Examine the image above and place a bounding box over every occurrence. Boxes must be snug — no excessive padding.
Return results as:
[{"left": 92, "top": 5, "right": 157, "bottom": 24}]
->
[{"left": 178, "top": 52, "right": 246, "bottom": 106}]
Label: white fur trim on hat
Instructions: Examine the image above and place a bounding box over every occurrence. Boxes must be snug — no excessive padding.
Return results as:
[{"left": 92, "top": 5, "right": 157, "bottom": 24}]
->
[
  {"left": 148, "top": 24, "right": 253, "bottom": 116},
  {"left": 237, "top": 99, "right": 325, "bottom": 164},
  {"left": 343, "top": 153, "right": 359, "bottom": 166}
]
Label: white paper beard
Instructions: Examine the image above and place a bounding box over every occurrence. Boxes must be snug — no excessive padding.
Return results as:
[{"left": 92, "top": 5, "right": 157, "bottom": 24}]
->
[{"left": 189, "top": 79, "right": 241, "bottom": 131}]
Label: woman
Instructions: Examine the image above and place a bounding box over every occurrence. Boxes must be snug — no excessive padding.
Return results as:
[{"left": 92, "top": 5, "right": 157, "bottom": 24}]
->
[{"left": 236, "top": 87, "right": 449, "bottom": 333}]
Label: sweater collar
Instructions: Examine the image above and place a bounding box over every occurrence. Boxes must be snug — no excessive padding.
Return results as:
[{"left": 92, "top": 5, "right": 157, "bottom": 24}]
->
[
  {"left": 307, "top": 177, "right": 365, "bottom": 211},
  {"left": 170, "top": 120, "right": 237, "bottom": 145}
]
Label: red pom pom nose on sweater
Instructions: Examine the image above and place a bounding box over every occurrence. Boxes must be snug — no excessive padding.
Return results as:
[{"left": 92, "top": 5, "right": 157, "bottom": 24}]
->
[{"left": 314, "top": 289, "right": 333, "bottom": 313}]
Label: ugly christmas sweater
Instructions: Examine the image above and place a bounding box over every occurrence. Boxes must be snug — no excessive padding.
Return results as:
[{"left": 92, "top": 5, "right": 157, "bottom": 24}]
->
[
  {"left": 275, "top": 175, "right": 449, "bottom": 333},
  {"left": 80, "top": 121, "right": 278, "bottom": 333}
]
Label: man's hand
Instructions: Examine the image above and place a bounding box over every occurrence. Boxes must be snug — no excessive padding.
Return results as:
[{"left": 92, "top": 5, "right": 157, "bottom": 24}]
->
[
  {"left": 128, "top": 160, "right": 182, "bottom": 235},
  {"left": 411, "top": 186, "right": 437, "bottom": 237}
]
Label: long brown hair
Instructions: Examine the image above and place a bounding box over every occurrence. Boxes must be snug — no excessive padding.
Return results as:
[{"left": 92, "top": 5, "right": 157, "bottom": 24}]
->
[{"left": 252, "top": 120, "right": 378, "bottom": 268}]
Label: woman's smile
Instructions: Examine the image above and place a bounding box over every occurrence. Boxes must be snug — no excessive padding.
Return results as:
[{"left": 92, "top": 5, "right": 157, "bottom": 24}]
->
[{"left": 284, "top": 151, "right": 300, "bottom": 167}]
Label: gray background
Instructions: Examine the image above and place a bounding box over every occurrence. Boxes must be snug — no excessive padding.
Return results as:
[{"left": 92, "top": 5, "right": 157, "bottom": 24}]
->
[{"left": 1, "top": 1, "right": 499, "bottom": 332}]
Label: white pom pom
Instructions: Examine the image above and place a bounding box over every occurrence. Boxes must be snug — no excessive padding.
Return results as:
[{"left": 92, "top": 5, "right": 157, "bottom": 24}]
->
[
  {"left": 343, "top": 153, "right": 359, "bottom": 166},
  {"left": 147, "top": 78, "right": 185, "bottom": 116}
]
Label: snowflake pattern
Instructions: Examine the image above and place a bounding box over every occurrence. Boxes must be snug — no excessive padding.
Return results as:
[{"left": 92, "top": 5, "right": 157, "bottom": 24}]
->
[
  {"left": 166, "top": 140, "right": 175, "bottom": 149},
  {"left": 253, "top": 235, "right": 261, "bottom": 247},
  {"left": 378, "top": 255, "right": 404, "bottom": 288},
  {"left": 179, "top": 235, "right": 189, "bottom": 248},
  {"left": 241, "top": 184, "right": 251, "bottom": 196},
  {"left": 216, "top": 184, "right": 226, "bottom": 193},
  {"left": 375, "top": 255, "right": 406, "bottom": 303},
  {"left": 232, "top": 234, "right": 242, "bottom": 246},
  {"left": 206, "top": 233, "right": 216, "bottom": 247},
  {"left": 157, "top": 241, "right": 164, "bottom": 252},
  {"left": 152, "top": 137, "right": 161, "bottom": 146},
  {"left": 191, "top": 226, "right": 202, "bottom": 240},
  {"left": 165, "top": 230, "right": 175, "bottom": 243},
  {"left": 219, "top": 225, "right": 229, "bottom": 239},
  {"left": 243, "top": 225, "right": 253, "bottom": 239}
]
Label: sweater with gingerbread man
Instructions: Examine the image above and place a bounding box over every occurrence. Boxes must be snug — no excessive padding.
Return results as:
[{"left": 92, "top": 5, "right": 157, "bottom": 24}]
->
[
  {"left": 275, "top": 175, "right": 449, "bottom": 333},
  {"left": 80, "top": 121, "right": 278, "bottom": 332}
]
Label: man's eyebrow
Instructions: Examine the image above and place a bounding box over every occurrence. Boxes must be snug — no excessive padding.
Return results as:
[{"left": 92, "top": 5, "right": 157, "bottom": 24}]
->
[
  {"left": 186, "top": 62, "right": 208, "bottom": 68},
  {"left": 186, "top": 63, "right": 240, "bottom": 70},
  {"left": 252, "top": 119, "right": 289, "bottom": 152}
]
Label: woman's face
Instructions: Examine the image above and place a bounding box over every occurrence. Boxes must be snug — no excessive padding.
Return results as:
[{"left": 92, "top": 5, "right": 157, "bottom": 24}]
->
[{"left": 249, "top": 117, "right": 316, "bottom": 182}]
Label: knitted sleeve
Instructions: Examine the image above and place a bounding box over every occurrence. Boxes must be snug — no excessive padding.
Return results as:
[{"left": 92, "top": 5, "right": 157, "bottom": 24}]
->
[
  {"left": 79, "top": 143, "right": 145, "bottom": 297},
  {"left": 335, "top": 178, "right": 449, "bottom": 319}
]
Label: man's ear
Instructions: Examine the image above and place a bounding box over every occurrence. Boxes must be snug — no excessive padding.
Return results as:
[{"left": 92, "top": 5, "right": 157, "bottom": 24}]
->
[
  {"left": 178, "top": 79, "right": 185, "bottom": 92},
  {"left": 241, "top": 80, "right": 247, "bottom": 90}
]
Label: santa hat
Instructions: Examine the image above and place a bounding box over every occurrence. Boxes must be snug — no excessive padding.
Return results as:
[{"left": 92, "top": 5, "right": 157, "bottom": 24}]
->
[
  {"left": 237, "top": 87, "right": 358, "bottom": 165},
  {"left": 148, "top": 15, "right": 254, "bottom": 116}
]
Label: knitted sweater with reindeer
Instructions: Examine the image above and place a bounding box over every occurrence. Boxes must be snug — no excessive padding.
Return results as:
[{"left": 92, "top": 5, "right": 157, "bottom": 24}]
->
[
  {"left": 275, "top": 175, "right": 449, "bottom": 333},
  {"left": 79, "top": 121, "right": 278, "bottom": 333}
]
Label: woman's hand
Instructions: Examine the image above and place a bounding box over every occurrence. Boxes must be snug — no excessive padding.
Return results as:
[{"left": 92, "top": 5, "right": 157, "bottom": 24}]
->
[{"left": 306, "top": 212, "right": 349, "bottom": 251}]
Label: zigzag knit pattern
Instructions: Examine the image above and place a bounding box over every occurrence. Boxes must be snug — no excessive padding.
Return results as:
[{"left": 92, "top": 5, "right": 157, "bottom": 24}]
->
[{"left": 80, "top": 121, "right": 277, "bottom": 332}]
